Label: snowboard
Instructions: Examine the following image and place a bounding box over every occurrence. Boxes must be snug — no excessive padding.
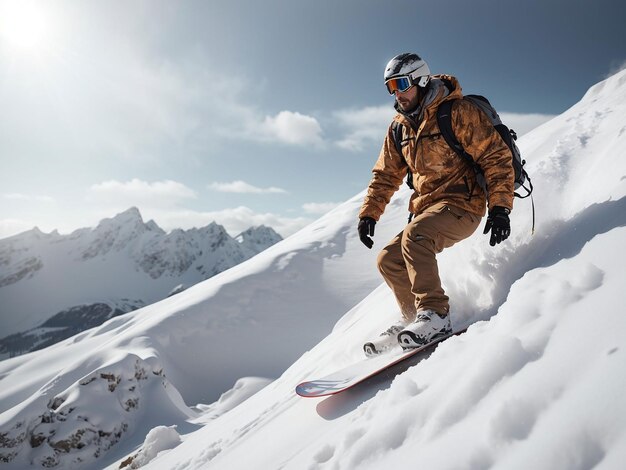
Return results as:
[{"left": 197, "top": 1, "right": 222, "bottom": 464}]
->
[{"left": 295, "top": 329, "right": 466, "bottom": 398}]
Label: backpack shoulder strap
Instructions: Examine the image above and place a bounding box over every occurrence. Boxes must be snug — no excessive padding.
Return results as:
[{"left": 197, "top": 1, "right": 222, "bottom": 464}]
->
[
  {"left": 390, "top": 120, "right": 404, "bottom": 156},
  {"left": 437, "top": 79, "right": 479, "bottom": 167},
  {"left": 436, "top": 99, "right": 479, "bottom": 169},
  {"left": 390, "top": 120, "right": 415, "bottom": 191},
  {"left": 437, "top": 98, "right": 487, "bottom": 193}
]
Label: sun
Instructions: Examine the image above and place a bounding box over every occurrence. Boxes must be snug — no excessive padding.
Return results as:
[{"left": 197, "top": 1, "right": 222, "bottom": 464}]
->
[{"left": 0, "top": 2, "right": 48, "bottom": 52}]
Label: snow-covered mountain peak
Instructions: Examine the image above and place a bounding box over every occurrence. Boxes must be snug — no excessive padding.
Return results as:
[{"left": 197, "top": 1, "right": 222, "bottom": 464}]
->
[
  {"left": 82, "top": 207, "right": 163, "bottom": 259},
  {"left": 112, "top": 206, "right": 143, "bottom": 221},
  {"left": 236, "top": 224, "right": 279, "bottom": 241},
  {"left": 196, "top": 221, "right": 227, "bottom": 236},
  {"left": 26, "top": 226, "right": 45, "bottom": 238},
  {"left": 235, "top": 225, "right": 283, "bottom": 254},
  {"left": 144, "top": 219, "right": 162, "bottom": 234},
  {"left": 0, "top": 209, "right": 283, "bottom": 351},
  {"left": 94, "top": 207, "right": 146, "bottom": 233},
  {"left": 1, "top": 226, "right": 59, "bottom": 246}
]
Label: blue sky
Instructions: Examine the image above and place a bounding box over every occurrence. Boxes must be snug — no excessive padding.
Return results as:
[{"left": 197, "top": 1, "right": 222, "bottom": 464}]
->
[{"left": 1, "top": 0, "right": 625, "bottom": 238}]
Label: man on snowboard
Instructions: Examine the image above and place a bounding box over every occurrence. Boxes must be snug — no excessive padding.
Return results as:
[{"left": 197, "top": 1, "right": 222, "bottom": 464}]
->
[{"left": 358, "top": 53, "right": 514, "bottom": 356}]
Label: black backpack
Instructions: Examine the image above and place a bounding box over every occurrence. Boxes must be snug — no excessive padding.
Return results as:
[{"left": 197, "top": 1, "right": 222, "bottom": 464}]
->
[
  {"left": 392, "top": 94, "right": 535, "bottom": 230},
  {"left": 437, "top": 95, "right": 533, "bottom": 199}
]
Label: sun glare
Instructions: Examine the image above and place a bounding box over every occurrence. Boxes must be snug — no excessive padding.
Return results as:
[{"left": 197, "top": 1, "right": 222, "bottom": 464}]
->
[{"left": 0, "top": 2, "right": 48, "bottom": 52}]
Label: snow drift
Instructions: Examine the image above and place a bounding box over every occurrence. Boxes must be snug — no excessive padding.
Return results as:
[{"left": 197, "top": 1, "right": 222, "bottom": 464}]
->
[{"left": 1, "top": 69, "right": 626, "bottom": 469}]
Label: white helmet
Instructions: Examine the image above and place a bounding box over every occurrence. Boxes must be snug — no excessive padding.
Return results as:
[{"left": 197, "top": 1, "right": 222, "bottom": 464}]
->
[{"left": 384, "top": 53, "right": 431, "bottom": 92}]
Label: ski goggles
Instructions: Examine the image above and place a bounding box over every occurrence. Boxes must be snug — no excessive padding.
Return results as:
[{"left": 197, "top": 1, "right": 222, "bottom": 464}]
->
[
  {"left": 385, "top": 76, "right": 414, "bottom": 94},
  {"left": 385, "top": 74, "right": 430, "bottom": 94}
]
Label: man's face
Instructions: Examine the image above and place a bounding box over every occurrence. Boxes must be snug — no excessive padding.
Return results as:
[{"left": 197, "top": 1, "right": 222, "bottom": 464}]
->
[{"left": 395, "top": 85, "right": 420, "bottom": 113}]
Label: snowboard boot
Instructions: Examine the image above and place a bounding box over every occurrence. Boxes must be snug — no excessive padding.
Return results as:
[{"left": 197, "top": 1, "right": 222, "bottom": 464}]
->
[
  {"left": 363, "top": 321, "right": 409, "bottom": 357},
  {"left": 397, "top": 310, "right": 452, "bottom": 349}
]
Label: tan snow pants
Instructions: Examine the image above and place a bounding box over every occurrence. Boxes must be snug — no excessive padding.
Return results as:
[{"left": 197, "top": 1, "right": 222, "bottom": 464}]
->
[{"left": 377, "top": 202, "right": 481, "bottom": 321}]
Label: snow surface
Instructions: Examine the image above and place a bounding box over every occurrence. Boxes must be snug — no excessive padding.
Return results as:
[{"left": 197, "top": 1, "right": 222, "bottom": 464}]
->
[
  {"left": 120, "top": 426, "right": 181, "bottom": 469},
  {"left": 0, "top": 69, "right": 625, "bottom": 469},
  {"left": 192, "top": 377, "right": 272, "bottom": 422}
]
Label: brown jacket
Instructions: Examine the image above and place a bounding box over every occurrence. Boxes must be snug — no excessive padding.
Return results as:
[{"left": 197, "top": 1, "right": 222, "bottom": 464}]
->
[{"left": 359, "top": 75, "right": 514, "bottom": 221}]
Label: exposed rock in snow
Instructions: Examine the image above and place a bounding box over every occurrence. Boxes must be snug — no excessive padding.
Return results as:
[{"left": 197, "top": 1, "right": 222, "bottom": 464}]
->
[{"left": 0, "top": 354, "right": 194, "bottom": 468}]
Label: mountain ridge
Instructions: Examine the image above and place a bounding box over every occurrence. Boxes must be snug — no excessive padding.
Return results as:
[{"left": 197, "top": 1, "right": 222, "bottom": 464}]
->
[{"left": 0, "top": 208, "right": 282, "bottom": 357}]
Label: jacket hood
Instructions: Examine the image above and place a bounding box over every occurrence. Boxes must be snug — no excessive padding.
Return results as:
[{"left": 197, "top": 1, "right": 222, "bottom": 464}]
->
[{"left": 394, "top": 74, "right": 463, "bottom": 124}]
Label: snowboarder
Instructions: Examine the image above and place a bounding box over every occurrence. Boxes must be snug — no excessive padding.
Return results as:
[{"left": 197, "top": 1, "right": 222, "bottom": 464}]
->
[{"left": 358, "top": 53, "right": 514, "bottom": 356}]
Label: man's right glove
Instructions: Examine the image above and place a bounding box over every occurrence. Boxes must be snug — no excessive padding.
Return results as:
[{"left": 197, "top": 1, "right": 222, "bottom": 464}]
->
[
  {"left": 483, "top": 206, "right": 511, "bottom": 246},
  {"left": 358, "top": 217, "right": 376, "bottom": 249}
]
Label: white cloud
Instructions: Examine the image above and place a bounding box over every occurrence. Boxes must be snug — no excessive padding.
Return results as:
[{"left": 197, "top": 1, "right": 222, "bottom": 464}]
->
[
  {"left": 88, "top": 179, "right": 197, "bottom": 208},
  {"left": 146, "top": 206, "right": 311, "bottom": 238},
  {"left": 36, "top": 179, "right": 310, "bottom": 239},
  {"left": 499, "top": 112, "right": 557, "bottom": 137},
  {"left": 0, "top": 195, "right": 57, "bottom": 238},
  {"left": 332, "top": 104, "right": 555, "bottom": 151},
  {"left": 302, "top": 202, "right": 341, "bottom": 215},
  {"left": 3, "top": 193, "right": 55, "bottom": 203},
  {"left": 0, "top": 218, "right": 36, "bottom": 239},
  {"left": 257, "top": 111, "right": 324, "bottom": 146},
  {"left": 0, "top": 23, "right": 331, "bottom": 171},
  {"left": 333, "top": 105, "right": 395, "bottom": 152},
  {"left": 208, "top": 180, "right": 287, "bottom": 194},
  {"left": 83, "top": 180, "right": 309, "bottom": 237}
]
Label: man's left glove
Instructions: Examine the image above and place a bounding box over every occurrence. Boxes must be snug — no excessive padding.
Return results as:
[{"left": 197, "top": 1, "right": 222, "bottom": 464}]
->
[
  {"left": 358, "top": 217, "right": 376, "bottom": 249},
  {"left": 483, "top": 206, "right": 511, "bottom": 246}
]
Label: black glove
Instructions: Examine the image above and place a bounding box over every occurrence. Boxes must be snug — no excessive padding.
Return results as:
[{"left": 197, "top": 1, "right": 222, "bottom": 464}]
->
[
  {"left": 358, "top": 217, "right": 376, "bottom": 249},
  {"left": 483, "top": 206, "right": 511, "bottom": 246}
]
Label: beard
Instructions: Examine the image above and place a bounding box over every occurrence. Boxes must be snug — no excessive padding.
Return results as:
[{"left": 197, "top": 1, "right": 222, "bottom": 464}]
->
[
  {"left": 398, "top": 98, "right": 419, "bottom": 113},
  {"left": 397, "top": 90, "right": 422, "bottom": 114}
]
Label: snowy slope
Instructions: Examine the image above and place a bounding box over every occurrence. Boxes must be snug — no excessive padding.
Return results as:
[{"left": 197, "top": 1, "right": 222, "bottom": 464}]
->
[
  {"left": 1, "top": 69, "right": 625, "bottom": 469},
  {"left": 144, "top": 228, "right": 626, "bottom": 470},
  {"left": 0, "top": 208, "right": 281, "bottom": 358},
  {"left": 139, "top": 69, "right": 626, "bottom": 470},
  {"left": 0, "top": 188, "right": 411, "bottom": 468}
]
